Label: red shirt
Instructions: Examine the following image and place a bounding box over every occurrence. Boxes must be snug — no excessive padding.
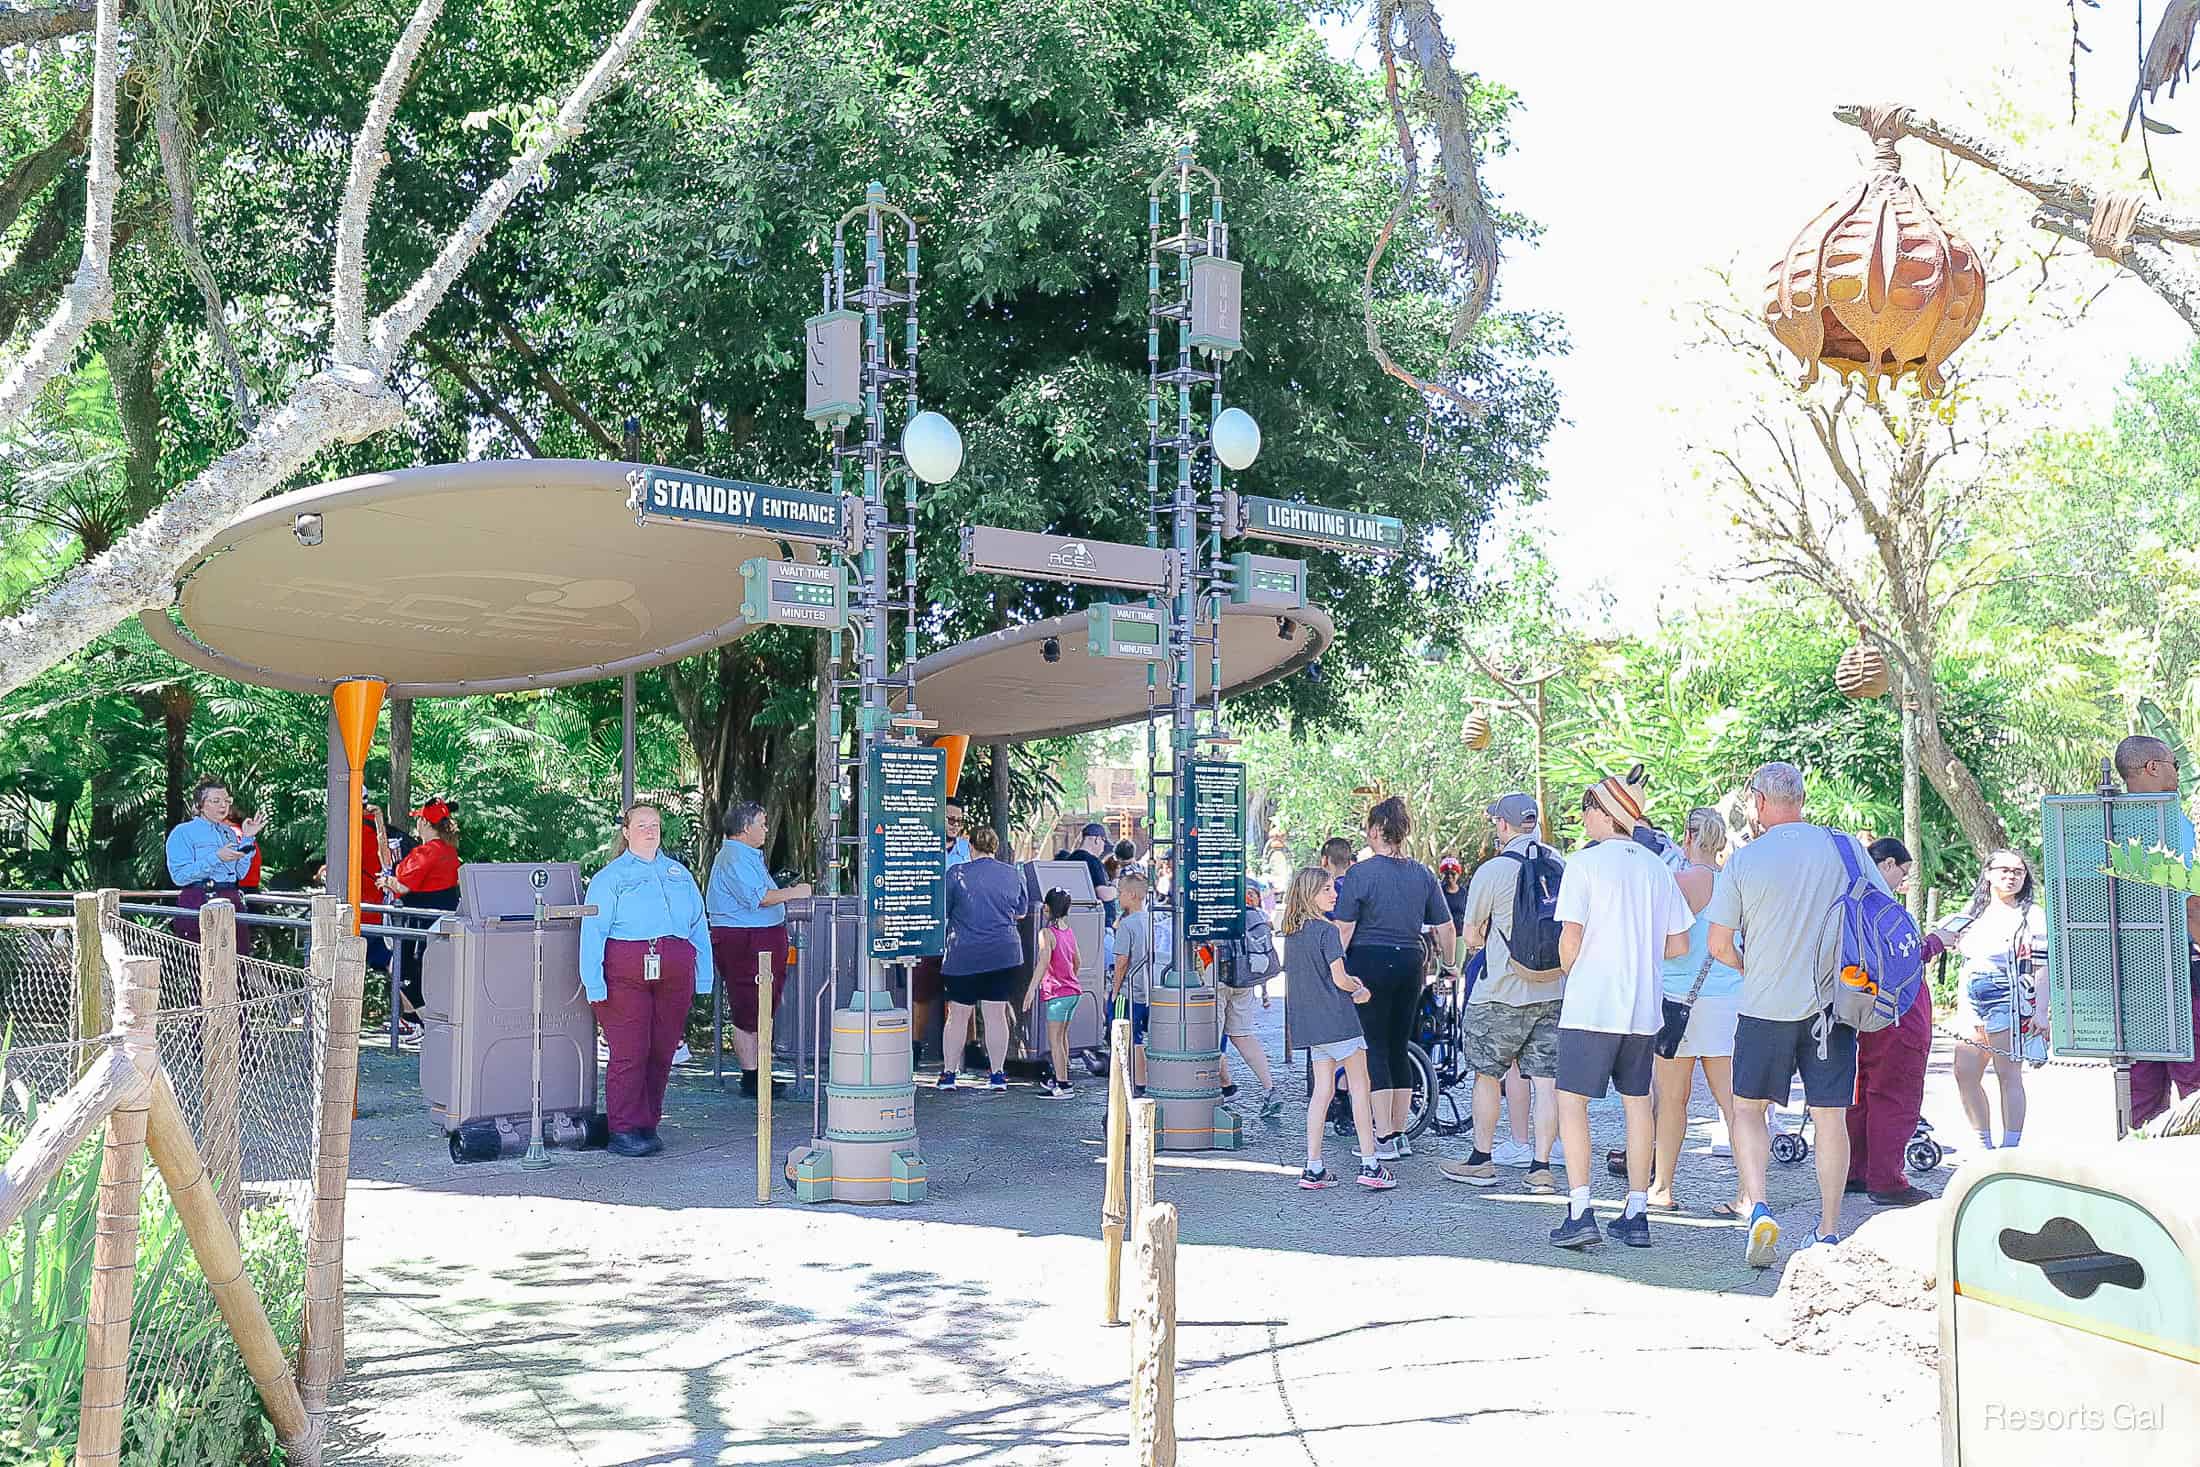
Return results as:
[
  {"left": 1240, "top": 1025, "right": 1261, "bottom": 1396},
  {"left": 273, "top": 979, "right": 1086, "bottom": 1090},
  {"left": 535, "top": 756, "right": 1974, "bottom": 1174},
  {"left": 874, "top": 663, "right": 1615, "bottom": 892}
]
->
[
  {"left": 224, "top": 820, "right": 263, "bottom": 890},
  {"left": 394, "top": 838, "right": 461, "bottom": 895}
]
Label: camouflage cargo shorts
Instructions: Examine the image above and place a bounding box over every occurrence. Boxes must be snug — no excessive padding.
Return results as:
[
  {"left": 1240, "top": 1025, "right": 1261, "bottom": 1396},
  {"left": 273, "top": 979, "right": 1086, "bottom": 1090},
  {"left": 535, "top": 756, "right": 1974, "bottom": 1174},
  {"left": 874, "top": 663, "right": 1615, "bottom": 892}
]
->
[{"left": 1462, "top": 998, "right": 1563, "bottom": 1080}]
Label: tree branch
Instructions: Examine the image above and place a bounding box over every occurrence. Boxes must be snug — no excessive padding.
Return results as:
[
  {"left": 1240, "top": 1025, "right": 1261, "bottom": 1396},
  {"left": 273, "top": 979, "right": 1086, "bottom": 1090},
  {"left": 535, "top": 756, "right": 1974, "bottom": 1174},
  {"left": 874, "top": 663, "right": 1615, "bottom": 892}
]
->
[
  {"left": 0, "top": 95, "right": 89, "bottom": 244},
  {"left": 422, "top": 338, "right": 544, "bottom": 456},
  {"left": 491, "top": 313, "right": 620, "bottom": 453},
  {"left": 332, "top": 0, "right": 448, "bottom": 365},
  {"left": 0, "top": 0, "right": 120, "bottom": 432},
  {"left": 2031, "top": 209, "right": 2200, "bottom": 331},
  {"left": 0, "top": 0, "right": 97, "bottom": 50},
  {"left": 152, "top": 38, "right": 253, "bottom": 429},
  {"left": 0, "top": 0, "right": 660, "bottom": 699},
  {"left": 366, "top": 0, "right": 660, "bottom": 373}
]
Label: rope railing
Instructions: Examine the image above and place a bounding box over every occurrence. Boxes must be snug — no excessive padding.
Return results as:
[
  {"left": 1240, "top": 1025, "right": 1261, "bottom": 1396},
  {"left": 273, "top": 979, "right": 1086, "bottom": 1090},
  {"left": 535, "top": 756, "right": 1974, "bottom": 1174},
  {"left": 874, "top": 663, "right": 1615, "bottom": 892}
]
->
[{"left": 0, "top": 893, "right": 367, "bottom": 1467}]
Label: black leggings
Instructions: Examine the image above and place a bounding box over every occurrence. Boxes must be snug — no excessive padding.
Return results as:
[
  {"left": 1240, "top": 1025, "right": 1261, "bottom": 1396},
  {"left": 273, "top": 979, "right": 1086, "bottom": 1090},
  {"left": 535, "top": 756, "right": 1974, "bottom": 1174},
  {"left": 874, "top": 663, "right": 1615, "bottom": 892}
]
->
[{"left": 1348, "top": 943, "right": 1424, "bottom": 1093}]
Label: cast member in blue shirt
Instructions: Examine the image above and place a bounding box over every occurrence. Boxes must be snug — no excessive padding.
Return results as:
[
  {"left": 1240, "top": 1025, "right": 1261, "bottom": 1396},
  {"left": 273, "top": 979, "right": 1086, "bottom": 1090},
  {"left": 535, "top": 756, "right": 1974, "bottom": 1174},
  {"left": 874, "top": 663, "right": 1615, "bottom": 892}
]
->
[
  {"left": 165, "top": 777, "right": 265, "bottom": 953},
  {"left": 707, "top": 801, "right": 811, "bottom": 1098},
  {"left": 582, "top": 805, "right": 714, "bottom": 1156}
]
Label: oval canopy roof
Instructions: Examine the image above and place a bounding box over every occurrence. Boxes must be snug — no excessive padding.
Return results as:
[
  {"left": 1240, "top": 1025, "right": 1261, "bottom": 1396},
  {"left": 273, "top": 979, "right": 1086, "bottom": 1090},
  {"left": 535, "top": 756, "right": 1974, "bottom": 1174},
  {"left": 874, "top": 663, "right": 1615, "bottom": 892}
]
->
[
  {"left": 900, "top": 602, "right": 1333, "bottom": 744},
  {"left": 141, "top": 459, "right": 782, "bottom": 697}
]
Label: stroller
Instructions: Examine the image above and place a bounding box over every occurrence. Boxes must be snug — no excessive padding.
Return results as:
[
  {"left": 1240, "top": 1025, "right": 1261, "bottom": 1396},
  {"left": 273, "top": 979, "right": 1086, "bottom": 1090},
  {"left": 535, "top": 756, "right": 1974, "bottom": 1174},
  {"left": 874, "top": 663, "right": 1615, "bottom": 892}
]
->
[{"left": 1771, "top": 1112, "right": 1945, "bottom": 1174}]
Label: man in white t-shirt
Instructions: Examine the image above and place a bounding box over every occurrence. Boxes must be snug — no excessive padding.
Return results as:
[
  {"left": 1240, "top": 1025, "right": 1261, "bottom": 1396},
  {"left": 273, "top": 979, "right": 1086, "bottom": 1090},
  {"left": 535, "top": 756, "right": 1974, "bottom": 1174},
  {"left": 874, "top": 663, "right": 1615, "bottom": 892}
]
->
[
  {"left": 1546, "top": 783, "right": 1695, "bottom": 1250},
  {"left": 1707, "top": 761, "right": 1892, "bottom": 1266}
]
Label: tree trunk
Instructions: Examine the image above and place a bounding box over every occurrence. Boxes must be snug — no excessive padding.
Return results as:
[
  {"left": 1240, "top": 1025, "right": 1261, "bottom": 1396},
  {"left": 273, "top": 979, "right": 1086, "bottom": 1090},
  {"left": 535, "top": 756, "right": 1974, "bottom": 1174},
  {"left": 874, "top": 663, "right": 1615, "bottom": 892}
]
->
[
  {"left": 45, "top": 773, "right": 79, "bottom": 884},
  {"left": 159, "top": 683, "right": 193, "bottom": 832},
  {"left": 1909, "top": 674, "right": 2009, "bottom": 856},
  {"left": 1900, "top": 685, "right": 1924, "bottom": 919},
  {"left": 991, "top": 742, "right": 1012, "bottom": 850},
  {"left": 388, "top": 698, "right": 412, "bottom": 820}
]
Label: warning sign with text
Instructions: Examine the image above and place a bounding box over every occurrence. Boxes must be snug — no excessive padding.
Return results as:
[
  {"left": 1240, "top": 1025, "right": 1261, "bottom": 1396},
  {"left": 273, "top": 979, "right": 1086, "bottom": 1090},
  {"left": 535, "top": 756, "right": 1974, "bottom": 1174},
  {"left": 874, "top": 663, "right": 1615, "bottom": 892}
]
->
[
  {"left": 864, "top": 744, "right": 947, "bottom": 959},
  {"left": 1181, "top": 759, "right": 1246, "bottom": 942}
]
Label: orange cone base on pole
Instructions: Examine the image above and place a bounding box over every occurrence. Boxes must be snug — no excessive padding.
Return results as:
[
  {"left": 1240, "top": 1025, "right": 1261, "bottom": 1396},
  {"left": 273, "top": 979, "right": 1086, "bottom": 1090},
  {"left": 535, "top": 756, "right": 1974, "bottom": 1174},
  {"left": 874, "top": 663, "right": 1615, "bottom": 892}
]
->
[{"left": 333, "top": 678, "right": 387, "bottom": 934}]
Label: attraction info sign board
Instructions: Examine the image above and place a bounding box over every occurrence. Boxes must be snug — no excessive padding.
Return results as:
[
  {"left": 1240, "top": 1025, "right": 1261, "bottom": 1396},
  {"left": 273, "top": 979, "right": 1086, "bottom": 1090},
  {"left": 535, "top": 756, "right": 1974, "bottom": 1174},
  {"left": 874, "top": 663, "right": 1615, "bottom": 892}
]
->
[
  {"left": 628, "top": 466, "right": 848, "bottom": 547},
  {"left": 865, "top": 744, "right": 947, "bottom": 960},
  {"left": 1181, "top": 758, "right": 1247, "bottom": 943}
]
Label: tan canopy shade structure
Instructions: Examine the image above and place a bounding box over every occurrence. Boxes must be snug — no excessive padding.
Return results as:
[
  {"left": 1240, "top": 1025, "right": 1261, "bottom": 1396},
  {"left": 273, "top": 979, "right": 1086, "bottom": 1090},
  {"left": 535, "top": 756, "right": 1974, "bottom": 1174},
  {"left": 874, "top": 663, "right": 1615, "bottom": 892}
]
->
[
  {"left": 140, "top": 459, "right": 781, "bottom": 697},
  {"left": 900, "top": 602, "right": 1334, "bottom": 743}
]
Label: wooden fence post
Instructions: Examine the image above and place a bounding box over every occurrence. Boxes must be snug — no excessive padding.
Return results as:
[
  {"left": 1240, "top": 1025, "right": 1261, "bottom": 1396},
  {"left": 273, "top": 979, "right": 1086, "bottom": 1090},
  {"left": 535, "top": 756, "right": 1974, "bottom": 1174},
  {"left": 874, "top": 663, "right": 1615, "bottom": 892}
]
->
[
  {"left": 199, "top": 899, "right": 244, "bottom": 1235},
  {"left": 72, "top": 892, "right": 105, "bottom": 1080},
  {"left": 1129, "top": 1201, "right": 1178, "bottom": 1467},
  {"left": 144, "top": 1076, "right": 314, "bottom": 1456},
  {"left": 74, "top": 954, "right": 159, "bottom": 1467},
  {"left": 1102, "top": 1017, "right": 1131, "bottom": 1325},
  {"left": 298, "top": 897, "right": 364, "bottom": 1417},
  {"left": 756, "top": 951, "right": 774, "bottom": 1205},
  {"left": 1129, "top": 1097, "right": 1158, "bottom": 1253}
]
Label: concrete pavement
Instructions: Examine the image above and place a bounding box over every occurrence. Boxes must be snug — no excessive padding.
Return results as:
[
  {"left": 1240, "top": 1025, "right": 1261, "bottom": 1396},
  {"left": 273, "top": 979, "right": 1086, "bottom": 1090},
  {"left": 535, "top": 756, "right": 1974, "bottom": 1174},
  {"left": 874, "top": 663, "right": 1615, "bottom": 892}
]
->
[{"left": 325, "top": 994, "right": 2121, "bottom": 1464}]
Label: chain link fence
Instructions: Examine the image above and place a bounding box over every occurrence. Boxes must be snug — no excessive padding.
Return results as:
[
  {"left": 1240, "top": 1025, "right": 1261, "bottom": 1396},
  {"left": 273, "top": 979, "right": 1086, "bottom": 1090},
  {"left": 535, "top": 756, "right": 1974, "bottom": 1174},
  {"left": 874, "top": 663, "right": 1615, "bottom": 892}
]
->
[{"left": 0, "top": 907, "right": 330, "bottom": 1464}]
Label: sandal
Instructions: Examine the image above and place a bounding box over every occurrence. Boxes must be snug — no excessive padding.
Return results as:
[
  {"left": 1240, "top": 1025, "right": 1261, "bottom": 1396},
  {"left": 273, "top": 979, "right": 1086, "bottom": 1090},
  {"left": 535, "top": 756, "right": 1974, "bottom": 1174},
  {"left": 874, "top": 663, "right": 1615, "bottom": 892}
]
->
[
  {"left": 1647, "top": 1199, "right": 1687, "bottom": 1214},
  {"left": 1709, "top": 1202, "right": 1745, "bottom": 1219}
]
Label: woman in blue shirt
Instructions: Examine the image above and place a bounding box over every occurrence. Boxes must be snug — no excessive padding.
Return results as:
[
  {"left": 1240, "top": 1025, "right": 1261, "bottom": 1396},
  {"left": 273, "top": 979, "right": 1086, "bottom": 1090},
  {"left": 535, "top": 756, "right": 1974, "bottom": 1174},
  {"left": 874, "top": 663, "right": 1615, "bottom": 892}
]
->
[
  {"left": 707, "top": 801, "right": 811, "bottom": 1098},
  {"left": 937, "top": 825, "right": 1028, "bottom": 1091},
  {"left": 581, "top": 805, "right": 714, "bottom": 1157},
  {"left": 165, "top": 777, "right": 266, "bottom": 954}
]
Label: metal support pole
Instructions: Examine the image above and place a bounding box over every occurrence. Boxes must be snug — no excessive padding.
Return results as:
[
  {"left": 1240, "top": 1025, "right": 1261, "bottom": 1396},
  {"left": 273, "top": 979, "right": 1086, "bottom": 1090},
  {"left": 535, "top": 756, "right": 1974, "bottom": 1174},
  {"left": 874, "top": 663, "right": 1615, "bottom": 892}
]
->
[{"left": 620, "top": 673, "right": 637, "bottom": 810}]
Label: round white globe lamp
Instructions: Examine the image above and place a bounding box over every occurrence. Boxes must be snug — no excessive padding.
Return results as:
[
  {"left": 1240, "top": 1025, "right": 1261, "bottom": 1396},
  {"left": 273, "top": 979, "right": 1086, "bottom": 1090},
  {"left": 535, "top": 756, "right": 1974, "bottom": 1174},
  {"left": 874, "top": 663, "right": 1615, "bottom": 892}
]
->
[
  {"left": 1211, "top": 407, "right": 1261, "bottom": 471},
  {"left": 901, "top": 410, "right": 964, "bottom": 484}
]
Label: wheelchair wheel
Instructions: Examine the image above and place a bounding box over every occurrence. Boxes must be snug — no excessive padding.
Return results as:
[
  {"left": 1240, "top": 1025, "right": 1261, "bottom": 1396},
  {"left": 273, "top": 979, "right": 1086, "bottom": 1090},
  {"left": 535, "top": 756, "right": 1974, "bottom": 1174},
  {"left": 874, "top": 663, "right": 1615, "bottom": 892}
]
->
[
  {"left": 1905, "top": 1136, "right": 1943, "bottom": 1175},
  {"left": 1771, "top": 1131, "right": 1808, "bottom": 1165},
  {"left": 1403, "top": 1042, "right": 1437, "bottom": 1140}
]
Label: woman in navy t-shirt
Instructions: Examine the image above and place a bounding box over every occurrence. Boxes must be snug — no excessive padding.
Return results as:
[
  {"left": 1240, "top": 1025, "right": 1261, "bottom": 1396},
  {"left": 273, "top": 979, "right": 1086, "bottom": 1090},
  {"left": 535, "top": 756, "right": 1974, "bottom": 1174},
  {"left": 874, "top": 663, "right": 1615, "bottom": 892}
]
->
[{"left": 1331, "top": 797, "right": 1456, "bottom": 1161}]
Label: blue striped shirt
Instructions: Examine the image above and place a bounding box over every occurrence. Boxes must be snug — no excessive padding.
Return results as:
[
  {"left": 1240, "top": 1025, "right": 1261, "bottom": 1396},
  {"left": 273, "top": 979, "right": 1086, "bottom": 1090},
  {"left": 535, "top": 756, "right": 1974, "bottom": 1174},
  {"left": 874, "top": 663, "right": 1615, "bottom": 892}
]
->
[
  {"left": 166, "top": 817, "right": 250, "bottom": 887},
  {"left": 581, "top": 850, "right": 715, "bottom": 1001},
  {"left": 706, "top": 840, "right": 783, "bottom": 929}
]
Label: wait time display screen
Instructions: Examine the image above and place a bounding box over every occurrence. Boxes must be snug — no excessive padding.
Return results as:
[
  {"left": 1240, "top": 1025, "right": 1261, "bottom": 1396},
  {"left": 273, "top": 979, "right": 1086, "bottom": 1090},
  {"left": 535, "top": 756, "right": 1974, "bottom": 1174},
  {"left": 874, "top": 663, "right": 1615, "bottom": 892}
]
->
[
  {"left": 1252, "top": 568, "right": 1300, "bottom": 596},
  {"left": 772, "top": 580, "right": 839, "bottom": 608},
  {"left": 1113, "top": 618, "right": 1162, "bottom": 645}
]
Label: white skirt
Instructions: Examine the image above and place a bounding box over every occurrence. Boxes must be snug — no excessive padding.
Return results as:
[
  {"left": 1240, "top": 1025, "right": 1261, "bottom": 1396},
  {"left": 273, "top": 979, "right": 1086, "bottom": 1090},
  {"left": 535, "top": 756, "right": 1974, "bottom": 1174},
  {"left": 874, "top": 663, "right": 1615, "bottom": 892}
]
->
[{"left": 1674, "top": 994, "right": 1741, "bottom": 1059}]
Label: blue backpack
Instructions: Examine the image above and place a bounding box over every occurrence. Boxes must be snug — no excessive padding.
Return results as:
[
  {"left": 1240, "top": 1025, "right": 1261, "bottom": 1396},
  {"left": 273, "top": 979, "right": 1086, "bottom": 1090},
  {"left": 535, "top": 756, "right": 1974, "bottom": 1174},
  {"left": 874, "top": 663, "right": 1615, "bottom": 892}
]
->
[{"left": 1821, "top": 829, "right": 1924, "bottom": 1035}]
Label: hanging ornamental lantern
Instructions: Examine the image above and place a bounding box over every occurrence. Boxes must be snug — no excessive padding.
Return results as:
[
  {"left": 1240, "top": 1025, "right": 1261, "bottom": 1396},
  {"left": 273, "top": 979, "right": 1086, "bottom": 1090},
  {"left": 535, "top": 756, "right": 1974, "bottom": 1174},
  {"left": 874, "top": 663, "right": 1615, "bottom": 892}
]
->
[
  {"left": 1835, "top": 632, "right": 1890, "bottom": 700},
  {"left": 1460, "top": 708, "right": 1493, "bottom": 750},
  {"left": 1764, "top": 107, "right": 1985, "bottom": 401}
]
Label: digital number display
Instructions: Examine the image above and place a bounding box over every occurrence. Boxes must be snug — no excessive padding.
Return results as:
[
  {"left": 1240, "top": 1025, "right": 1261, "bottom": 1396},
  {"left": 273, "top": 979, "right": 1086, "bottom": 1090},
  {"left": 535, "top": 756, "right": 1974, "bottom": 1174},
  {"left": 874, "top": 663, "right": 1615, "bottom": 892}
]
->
[
  {"left": 772, "top": 579, "right": 839, "bottom": 608},
  {"left": 1253, "top": 568, "right": 1299, "bottom": 595}
]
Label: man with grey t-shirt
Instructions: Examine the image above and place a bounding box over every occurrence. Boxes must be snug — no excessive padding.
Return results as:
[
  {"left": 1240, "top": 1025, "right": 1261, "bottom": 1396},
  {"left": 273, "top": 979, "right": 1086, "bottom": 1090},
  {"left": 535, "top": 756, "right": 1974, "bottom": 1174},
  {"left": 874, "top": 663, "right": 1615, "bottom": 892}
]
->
[{"left": 1707, "top": 761, "right": 1891, "bottom": 1266}]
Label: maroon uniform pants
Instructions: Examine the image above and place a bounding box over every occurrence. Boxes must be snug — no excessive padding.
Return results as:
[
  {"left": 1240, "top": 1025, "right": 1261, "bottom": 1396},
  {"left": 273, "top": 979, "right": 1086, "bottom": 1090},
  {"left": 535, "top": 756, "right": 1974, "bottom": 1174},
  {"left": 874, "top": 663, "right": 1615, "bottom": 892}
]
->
[
  {"left": 710, "top": 925, "right": 789, "bottom": 1032},
  {"left": 593, "top": 937, "right": 697, "bottom": 1134},
  {"left": 174, "top": 884, "right": 254, "bottom": 956},
  {"left": 2131, "top": 964, "right": 2200, "bottom": 1128},
  {"left": 1846, "top": 995, "right": 1932, "bottom": 1191}
]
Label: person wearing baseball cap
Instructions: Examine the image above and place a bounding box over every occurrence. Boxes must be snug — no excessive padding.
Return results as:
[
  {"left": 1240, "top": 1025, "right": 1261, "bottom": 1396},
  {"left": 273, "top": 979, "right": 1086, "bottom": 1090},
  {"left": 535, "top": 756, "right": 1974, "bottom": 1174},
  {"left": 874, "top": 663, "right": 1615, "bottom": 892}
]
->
[{"left": 1440, "top": 792, "right": 1566, "bottom": 1191}]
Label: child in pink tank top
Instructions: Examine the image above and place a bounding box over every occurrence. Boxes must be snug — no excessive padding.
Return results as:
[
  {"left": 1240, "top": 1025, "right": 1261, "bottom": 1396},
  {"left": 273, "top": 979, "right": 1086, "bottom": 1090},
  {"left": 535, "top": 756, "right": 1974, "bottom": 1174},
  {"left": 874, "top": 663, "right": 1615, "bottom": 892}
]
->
[{"left": 1024, "top": 888, "right": 1083, "bottom": 1097}]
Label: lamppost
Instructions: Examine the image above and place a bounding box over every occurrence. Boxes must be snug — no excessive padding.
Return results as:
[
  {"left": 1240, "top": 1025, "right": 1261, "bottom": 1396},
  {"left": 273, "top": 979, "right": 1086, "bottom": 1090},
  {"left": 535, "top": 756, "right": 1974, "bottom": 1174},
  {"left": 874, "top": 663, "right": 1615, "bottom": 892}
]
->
[
  {"left": 786, "top": 183, "right": 962, "bottom": 1205},
  {"left": 1139, "top": 146, "right": 1256, "bottom": 1153}
]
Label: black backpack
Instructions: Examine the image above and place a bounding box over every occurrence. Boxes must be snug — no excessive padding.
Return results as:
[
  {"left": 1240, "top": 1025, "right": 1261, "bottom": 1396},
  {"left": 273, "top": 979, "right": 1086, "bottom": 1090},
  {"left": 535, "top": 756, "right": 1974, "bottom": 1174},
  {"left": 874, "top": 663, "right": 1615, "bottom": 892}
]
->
[{"left": 1498, "top": 843, "right": 1565, "bottom": 971}]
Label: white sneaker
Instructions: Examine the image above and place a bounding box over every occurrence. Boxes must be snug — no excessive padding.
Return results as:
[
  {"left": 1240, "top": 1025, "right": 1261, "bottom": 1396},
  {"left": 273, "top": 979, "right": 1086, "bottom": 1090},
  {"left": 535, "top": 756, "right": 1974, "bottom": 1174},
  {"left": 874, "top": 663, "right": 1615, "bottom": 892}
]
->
[
  {"left": 1376, "top": 1135, "right": 1400, "bottom": 1161},
  {"left": 1490, "top": 1138, "right": 1535, "bottom": 1168},
  {"left": 671, "top": 1042, "right": 692, "bottom": 1066},
  {"left": 1546, "top": 1139, "right": 1566, "bottom": 1166},
  {"left": 1395, "top": 1132, "right": 1414, "bottom": 1158}
]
